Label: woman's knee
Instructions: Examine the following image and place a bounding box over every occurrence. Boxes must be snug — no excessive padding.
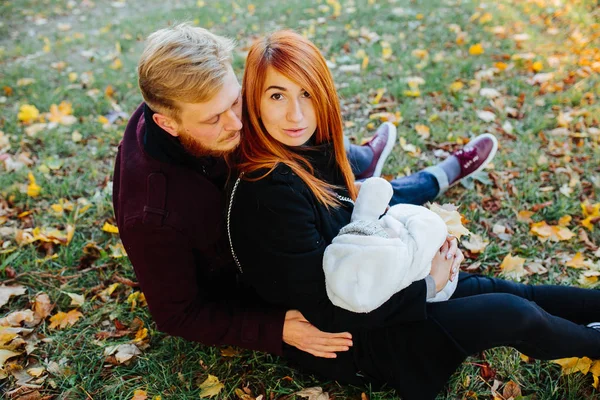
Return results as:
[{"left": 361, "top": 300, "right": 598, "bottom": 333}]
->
[{"left": 496, "top": 294, "right": 547, "bottom": 335}]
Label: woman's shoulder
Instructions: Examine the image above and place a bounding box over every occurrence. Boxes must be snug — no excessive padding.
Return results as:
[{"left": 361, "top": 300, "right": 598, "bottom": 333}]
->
[{"left": 242, "top": 163, "right": 306, "bottom": 187}]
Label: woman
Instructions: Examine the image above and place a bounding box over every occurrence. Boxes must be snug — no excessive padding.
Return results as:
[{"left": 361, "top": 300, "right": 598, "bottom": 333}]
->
[{"left": 228, "top": 30, "right": 600, "bottom": 399}]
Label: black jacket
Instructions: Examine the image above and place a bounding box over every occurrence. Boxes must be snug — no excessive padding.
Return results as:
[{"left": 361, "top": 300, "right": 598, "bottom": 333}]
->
[{"left": 229, "top": 143, "right": 467, "bottom": 399}]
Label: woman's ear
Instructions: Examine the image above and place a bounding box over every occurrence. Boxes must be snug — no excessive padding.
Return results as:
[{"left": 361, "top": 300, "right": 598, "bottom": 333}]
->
[{"left": 153, "top": 113, "right": 179, "bottom": 137}]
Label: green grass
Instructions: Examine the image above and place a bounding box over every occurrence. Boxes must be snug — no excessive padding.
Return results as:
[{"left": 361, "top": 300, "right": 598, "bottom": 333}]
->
[{"left": 1, "top": 0, "right": 600, "bottom": 398}]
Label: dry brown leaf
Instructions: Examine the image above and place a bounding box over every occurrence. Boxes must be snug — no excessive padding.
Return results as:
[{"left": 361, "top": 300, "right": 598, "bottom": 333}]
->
[
  {"left": 0, "top": 310, "right": 36, "bottom": 327},
  {"left": 221, "top": 346, "right": 241, "bottom": 357},
  {"left": 295, "top": 387, "right": 330, "bottom": 400},
  {"left": 0, "top": 285, "right": 26, "bottom": 308},
  {"left": 502, "top": 380, "right": 522, "bottom": 399},
  {"left": 48, "top": 309, "right": 83, "bottom": 329},
  {"left": 516, "top": 210, "right": 534, "bottom": 223},
  {"left": 104, "top": 343, "right": 141, "bottom": 364},
  {"left": 0, "top": 349, "right": 21, "bottom": 369},
  {"left": 428, "top": 203, "right": 472, "bottom": 239},
  {"left": 462, "top": 233, "right": 489, "bottom": 253},
  {"left": 33, "top": 293, "right": 53, "bottom": 321}
]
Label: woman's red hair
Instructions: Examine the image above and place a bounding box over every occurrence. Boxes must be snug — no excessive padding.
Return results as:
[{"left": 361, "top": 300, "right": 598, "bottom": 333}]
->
[{"left": 237, "top": 30, "right": 356, "bottom": 208}]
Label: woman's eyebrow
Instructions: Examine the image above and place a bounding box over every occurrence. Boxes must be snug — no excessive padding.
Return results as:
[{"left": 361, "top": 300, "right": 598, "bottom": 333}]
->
[{"left": 264, "top": 85, "right": 287, "bottom": 92}]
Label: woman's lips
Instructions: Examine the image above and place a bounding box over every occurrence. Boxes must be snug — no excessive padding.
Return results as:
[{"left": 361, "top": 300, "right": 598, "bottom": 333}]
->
[{"left": 283, "top": 128, "right": 307, "bottom": 137}]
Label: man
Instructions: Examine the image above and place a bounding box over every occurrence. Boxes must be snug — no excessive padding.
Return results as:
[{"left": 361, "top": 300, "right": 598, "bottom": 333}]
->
[{"left": 112, "top": 24, "right": 497, "bottom": 359}]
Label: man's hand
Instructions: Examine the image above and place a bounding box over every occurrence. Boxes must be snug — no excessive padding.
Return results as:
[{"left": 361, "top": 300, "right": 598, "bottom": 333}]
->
[{"left": 283, "top": 310, "right": 352, "bottom": 358}]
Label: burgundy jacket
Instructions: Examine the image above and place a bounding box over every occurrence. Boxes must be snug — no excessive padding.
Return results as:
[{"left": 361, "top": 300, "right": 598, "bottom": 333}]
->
[{"left": 112, "top": 103, "right": 286, "bottom": 355}]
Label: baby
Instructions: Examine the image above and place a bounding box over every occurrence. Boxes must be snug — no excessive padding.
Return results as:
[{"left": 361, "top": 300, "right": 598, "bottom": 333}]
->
[{"left": 323, "top": 177, "right": 458, "bottom": 313}]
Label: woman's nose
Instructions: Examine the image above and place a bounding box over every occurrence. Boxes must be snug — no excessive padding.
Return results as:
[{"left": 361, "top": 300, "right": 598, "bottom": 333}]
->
[{"left": 286, "top": 100, "right": 303, "bottom": 123}]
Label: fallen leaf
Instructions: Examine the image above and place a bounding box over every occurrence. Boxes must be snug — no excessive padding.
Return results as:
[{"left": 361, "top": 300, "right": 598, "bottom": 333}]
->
[
  {"left": 18, "top": 105, "right": 40, "bottom": 124},
  {"left": 469, "top": 43, "right": 484, "bottom": 55},
  {"left": 530, "top": 221, "right": 576, "bottom": 242},
  {"left": 33, "top": 293, "right": 53, "bottom": 321},
  {"left": 565, "top": 252, "right": 586, "bottom": 269},
  {"left": 0, "top": 349, "right": 21, "bottom": 369},
  {"left": 525, "top": 262, "right": 548, "bottom": 275},
  {"left": 102, "top": 222, "right": 119, "bottom": 234},
  {"left": 500, "top": 254, "right": 527, "bottom": 281},
  {"left": 49, "top": 309, "right": 83, "bottom": 329},
  {"left": 553, "top": 357, "right": 592, "bottom": 375},
  {"left": 480, "top": 88, "right": 501, "bottom": 99},
  {"left": 199, "top": 374, "right": 225, "bottom": 399},
  {"left": 517, "top": 210, "right": 534, "bottom": 223},
  {"left": 415, "top": 124, "right": 430, "bottom": 139},
  {"left": 63, "top": 292, "right": 85, "bottom": 307},
  {"left": 476, "top": 110, "right": 496, "bottom": 123},
  {"left": 428, "top": 203, "right": 472, "bottom": 239},
  {"left": 462, "top": 234, "right": 489, "bottom": 253},
  {"left": 295, "top": 387, "right": 330, "bottom": 400},
  {"left": 0, "top": 285, "right": 26, "bottom": 308},
  {"left": 131, "top": 389, "right": 147, "bottom": 400},
  {"left": 104, "top": 343, "right": 141, "bottom": 364},
  {"left": 503, "top": 381, "right": 522, "bottom": 399}
]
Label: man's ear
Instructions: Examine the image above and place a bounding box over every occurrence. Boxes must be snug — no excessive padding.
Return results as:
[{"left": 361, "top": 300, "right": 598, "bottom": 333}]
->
[{"left": 153, "top": 113, "right": 179, "bottom": 137}]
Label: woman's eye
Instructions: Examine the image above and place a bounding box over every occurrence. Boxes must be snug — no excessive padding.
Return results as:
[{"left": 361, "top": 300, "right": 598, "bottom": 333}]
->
[
  {"left": 270, "top": 93, "right": 283, "bottom": 100},
  {"left": 302, "top": 91, "right": 311, "bottom": 98}
]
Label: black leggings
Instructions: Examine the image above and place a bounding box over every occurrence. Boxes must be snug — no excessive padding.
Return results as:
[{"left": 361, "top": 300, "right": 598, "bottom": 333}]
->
[{"left": 427, "top": 273, "right": 600, "bottom": 359}]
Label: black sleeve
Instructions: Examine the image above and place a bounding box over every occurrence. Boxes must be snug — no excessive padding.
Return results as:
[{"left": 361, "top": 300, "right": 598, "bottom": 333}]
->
[{"left": 231, "top": 180, "right": 428, "bottom": 332}]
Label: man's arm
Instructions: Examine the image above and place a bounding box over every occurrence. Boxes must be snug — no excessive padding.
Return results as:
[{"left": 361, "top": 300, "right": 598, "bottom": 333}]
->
[
  {"left": 120, "top": 222, "right": 286, "bottom": 355},
  {"left": 119, "top": 222, "right": 353, "bottom": 357}
]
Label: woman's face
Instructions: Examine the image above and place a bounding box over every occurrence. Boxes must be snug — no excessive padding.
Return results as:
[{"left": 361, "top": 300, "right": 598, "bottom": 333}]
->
[{"left": 259, "top": 67, "right": 317, "bottom": 147}]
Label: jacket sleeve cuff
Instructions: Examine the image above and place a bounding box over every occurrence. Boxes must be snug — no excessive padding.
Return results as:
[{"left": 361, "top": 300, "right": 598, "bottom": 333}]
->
[{"left": 425, "top": 275, "right": 436, "bottom": 299}]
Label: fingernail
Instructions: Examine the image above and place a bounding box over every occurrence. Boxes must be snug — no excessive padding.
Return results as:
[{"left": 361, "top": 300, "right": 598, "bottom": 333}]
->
[{"left": 446, "top": 253, "right": 453, "bottom": 259}]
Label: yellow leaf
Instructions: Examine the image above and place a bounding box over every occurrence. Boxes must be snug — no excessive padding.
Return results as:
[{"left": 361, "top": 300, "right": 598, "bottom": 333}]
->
[
  {"left": 478, "top": 12, "right": 493, "bottom": 24},
  {"left": 110, "top": 242, "right": 128, "bottom": 258},
  {"left": 530, "top": 221, "right": 575, "bottom": 242},
  {"left": 68, "top": 72, "right": 78, "bottom": 82},
  {"left": 27, "top": 173, "right": 41, "bottom": 198},
  {"left": 98, "top": 115, "right": 110, "bottom": 125},
  {"left": 553, "top": 357, "right": 592, "bottom": 375},
  {"left": 499, "top": 254, "right": 527, "bottom": 280},
  {"left": 64, "top": 292, "right": 85, "bottom": 307},
  {"left": 27, "top": 367, "right": 45, "bottom": 377},
  {"left": 449, "top": 81, "right": 464, "bottom": 92},
  {"left": 134, "top": 328, "right": 148, "bottom": 343},
  {"left": 411, "top": 49, "right": 428, "bottom": 60},
  {"left": 49, "top": 309, "right": 83, "bottom": 329},
  {"left": 494, "top": 61, "right": 508, "bottom": 71},
  {"left": 532, "top": 61, "right": 543, "bottom": 72},
  {"left": 199, "top": 374, "right": 224, "bottom": 398},
  {"left": 517, "top": 210, "right": 534, "bottom": 223},
  {"left": 371, "top": 88, "right": 386, "bottom": 105},
  {"left": 558, "top": 215, "right": 572, "bottom": 226},
  {"left": 565, "top": 252, "right": 585, "bottom": 269},
  {"left": 461, "top": 233, "right": 489, "bottom": 254},
  {"left": 382, "top": 47, "right": 392, "bottom": 60},
  {"left": 581, "top": 201, "right": 600, "bottom": 231},
  {"left": 0, "top": 349, "right": 21, "bottom": 369},
  {"left": 18, "top": 104, "right": 40, "bottom": 124},
  {"left": 247, "top": 4, "right": 255, "bottom": 15},
  {"left": 102, "top": 222, "right": 119, "bottom": 234},
  {"left": 361, "top": 56, "right": 369, "bottom": 70},
  {"left": 110, "top": 58, "right": 123, "bottom": 70},
  {"left": 428, "top": 203, "right": 472, "bottom": 239},
  {"left": 469, "top": 43, "right": 484, "bottom": 55},
  {"left": 131, "top": 389, "right": 147, "bottom": 400},
  {"left": 415, "top": 124, "right": 430, "bottom": 139},
  {"left": 403, "top": 90, "right": 421, "bottom": 97},
  {"left": 590, "top": 360, "right": 600, "bottom": 377},
  {"left": 221, "top": 346, "right": 241, "bottom": 357},
  {"left": 197, "top": 0, "right": 205, "bottom": 6}
]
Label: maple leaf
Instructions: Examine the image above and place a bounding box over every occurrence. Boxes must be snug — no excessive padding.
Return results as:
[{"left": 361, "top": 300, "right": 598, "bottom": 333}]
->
[
  {"left": 500, "top": 254, "right": 527, "bottom": 281},
  {"left": 199, "top": 374, "right": 225, "bottom": 398},
  {"left": 462, "top": 233, "right": 489, "bottom": 253},
  {"left": 102, "top": 222, "right": 119, "bottom": 234},
  {"left": 131, "top": 389, "right": 147, "bottom": 400},
  {"left": 0, "top": 349, "right": 21, "bottom": 369},
  {"left": 17, "top": 105, "right": 40, "bottom": 124},
  {"left": 530, "top": 221, "right": 576, "bottom": 242},
  {"left": 428, "top": 203, "right": 472, "bottom": 239},
  {"left": 0, "top": 285, "right": 26, "bottom": 308},
  {"left": 469, "top": 43, "right": 484, "bottom": 55},
  {"left": 565, "top": 252, "right": 585, "bottom": 268},
  {"left": 295, "top": 387, "right": 330, "bottom": 400},
  {"left": 553, "top": 357, "right": 592, "bottom": 375},
  {"left": 49, "top": 309, "right": 83, "bottom": 329},
  {"left": 33, "top": 293, "right": 53, "bottom": 321}
]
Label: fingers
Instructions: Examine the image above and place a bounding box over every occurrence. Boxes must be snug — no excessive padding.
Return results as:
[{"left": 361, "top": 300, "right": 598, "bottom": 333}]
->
[
  {"left": 446, "top": 236, "right": 459, "bottom": 260},
  {"left": 301, "top": 334, "right": 353, "bottom": 358},
  {"left": 449, "top": 249, "right": 464, "bottom": 281}
]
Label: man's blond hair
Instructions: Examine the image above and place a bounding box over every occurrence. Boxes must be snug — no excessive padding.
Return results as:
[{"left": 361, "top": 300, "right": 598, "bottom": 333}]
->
[{"left": 138, "top": 23, "right": 236, "bottom": 121}]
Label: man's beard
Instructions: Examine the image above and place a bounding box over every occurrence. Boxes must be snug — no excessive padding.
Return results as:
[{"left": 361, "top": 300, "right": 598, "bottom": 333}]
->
[{"left": 178, "top": 130, "right": 239, "bottom": 158}]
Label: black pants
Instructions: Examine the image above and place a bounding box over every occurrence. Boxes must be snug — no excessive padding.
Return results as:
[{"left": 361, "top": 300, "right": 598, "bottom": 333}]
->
[{"left": 428, "top": 273, "right": 600, "bottom": 359}]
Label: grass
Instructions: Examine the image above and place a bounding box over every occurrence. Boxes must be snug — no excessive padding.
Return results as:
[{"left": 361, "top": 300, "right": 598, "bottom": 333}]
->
[{"left": 1, "top": 0, "right": 600, "bottom": 399}]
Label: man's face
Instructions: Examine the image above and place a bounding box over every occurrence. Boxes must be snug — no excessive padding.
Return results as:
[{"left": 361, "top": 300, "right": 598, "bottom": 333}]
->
[{"left": 158, "top": 66, "right": 243, "bottom": 157}]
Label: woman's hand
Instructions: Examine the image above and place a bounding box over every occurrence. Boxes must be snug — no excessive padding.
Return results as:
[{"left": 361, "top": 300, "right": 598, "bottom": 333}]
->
[
  {"left": 283, "top": 310, "right": 353, "bottom": 358},
  {"left": 430, "top": 241, "right": 454, "bottom": 292},
  {"left": 444, "top": 236, "right": 464, "bottom": 282}
]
